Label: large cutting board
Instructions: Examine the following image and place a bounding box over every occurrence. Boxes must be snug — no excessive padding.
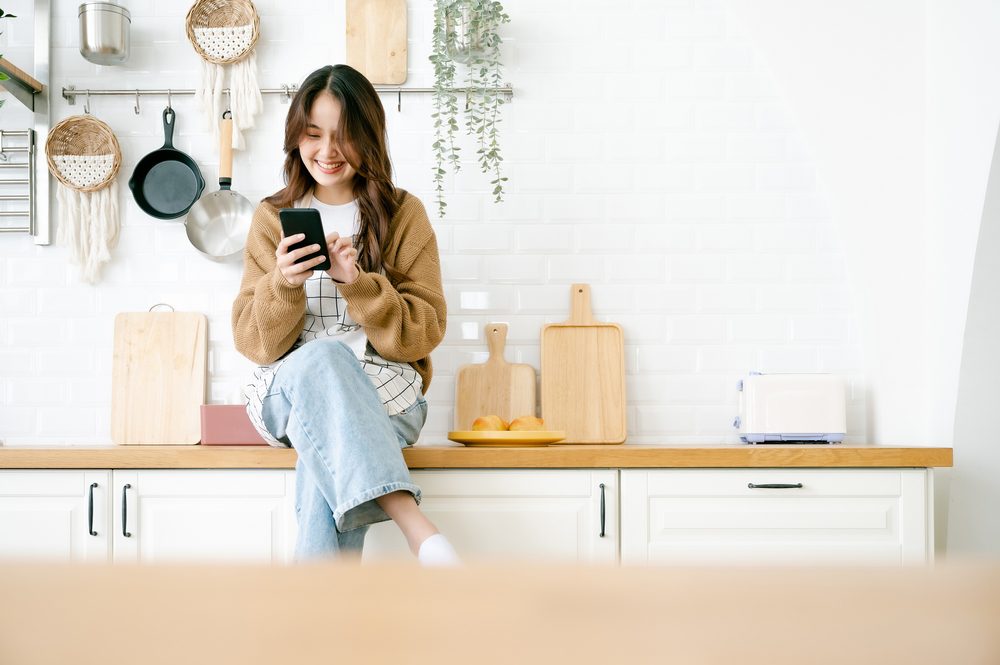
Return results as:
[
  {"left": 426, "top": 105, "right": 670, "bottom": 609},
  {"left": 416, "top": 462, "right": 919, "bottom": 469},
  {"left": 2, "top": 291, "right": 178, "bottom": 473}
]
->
[
  {"left": 454, "top": 323, "right": 536, "bottom": 430},
  {"left": 346, "top": 0, "right": 408, "bottom": 85},
  {"left": 111, "top": 311, "right": 208, "bottom": 445},
  {"left": 541, "top": 284, "right": 627, "bottom": 444}
]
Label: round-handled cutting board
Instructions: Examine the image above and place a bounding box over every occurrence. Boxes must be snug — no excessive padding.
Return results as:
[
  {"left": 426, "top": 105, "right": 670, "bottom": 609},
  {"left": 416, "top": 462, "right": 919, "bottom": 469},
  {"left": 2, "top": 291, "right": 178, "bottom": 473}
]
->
[{"left": 454, "top": 323, "right": 537, "bottom": 430}]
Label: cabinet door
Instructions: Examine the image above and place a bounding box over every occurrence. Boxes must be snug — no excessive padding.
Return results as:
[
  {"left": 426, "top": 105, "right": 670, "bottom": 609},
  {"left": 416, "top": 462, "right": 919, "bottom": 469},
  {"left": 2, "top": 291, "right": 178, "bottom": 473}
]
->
[
  {"left": 0, "top": 470, "right": 111, "bottom": 562},
  {"left": 621, "top": 469, "right": 932, "bottom": 565},
  {"left": 363, "top": 470, "right": 618, "bottom": 563},
  {"left": 112, "top": 470, "right": 295, "bottom": 564}
]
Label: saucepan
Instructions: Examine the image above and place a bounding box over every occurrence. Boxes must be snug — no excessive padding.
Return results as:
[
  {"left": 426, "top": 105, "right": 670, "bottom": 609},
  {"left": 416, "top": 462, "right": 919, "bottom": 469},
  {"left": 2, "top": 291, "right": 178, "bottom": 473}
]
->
[{"left": 185, "top": 111, "right": 254, "bottom": 262}]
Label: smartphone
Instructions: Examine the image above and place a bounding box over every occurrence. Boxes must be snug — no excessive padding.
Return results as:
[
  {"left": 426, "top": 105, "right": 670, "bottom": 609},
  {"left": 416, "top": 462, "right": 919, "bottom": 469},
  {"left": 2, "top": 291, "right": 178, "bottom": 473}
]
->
[{"left": 278, "top": 208, "right": 331, "bottom": 271}]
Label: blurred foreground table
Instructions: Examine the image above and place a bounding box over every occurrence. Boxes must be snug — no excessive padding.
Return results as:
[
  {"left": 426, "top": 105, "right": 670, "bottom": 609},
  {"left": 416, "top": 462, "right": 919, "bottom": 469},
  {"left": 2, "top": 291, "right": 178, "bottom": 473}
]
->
[{"left": 1, "top": 561, "right": 997, "bottom": 664}]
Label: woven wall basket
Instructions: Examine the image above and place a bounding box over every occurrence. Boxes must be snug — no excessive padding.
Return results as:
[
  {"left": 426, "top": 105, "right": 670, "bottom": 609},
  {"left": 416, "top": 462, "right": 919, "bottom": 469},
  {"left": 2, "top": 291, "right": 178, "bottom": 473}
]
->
[
  {"left": 186, "top": 0, "right": 261, "bottom": 65},
  {"left": 45, "top": 115, "right": 122, "bottom": 193}
]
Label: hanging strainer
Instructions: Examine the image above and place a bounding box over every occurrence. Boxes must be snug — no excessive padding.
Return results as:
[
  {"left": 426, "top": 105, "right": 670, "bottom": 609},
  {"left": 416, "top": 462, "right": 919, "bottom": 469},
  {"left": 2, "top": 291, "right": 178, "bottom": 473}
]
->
[
  {"left": 45, "top": 114, "right": 121, "bottom": 192},
  {"left": 185, "top": 0, "right": 260, "bottom": 65}
]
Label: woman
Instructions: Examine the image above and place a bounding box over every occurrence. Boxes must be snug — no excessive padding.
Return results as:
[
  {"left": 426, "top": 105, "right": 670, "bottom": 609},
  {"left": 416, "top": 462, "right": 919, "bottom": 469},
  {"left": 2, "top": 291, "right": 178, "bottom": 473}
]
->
[{"left": 232, "top": 64, "right": 458, "bottom": 565}]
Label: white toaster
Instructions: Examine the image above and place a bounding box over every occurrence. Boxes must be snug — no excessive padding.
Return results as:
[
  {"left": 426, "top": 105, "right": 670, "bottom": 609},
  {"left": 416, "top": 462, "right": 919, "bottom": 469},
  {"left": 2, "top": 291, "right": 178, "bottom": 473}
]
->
[{"left": 734, "top": 373, "right": 846, "bottom": 444}]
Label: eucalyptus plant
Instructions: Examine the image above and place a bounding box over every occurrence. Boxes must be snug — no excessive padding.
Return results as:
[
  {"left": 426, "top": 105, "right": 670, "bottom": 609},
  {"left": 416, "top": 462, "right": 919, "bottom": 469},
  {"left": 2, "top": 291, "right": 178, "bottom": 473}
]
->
[{"left": 430, "top": 0, "right": 509, "bottom": 218}]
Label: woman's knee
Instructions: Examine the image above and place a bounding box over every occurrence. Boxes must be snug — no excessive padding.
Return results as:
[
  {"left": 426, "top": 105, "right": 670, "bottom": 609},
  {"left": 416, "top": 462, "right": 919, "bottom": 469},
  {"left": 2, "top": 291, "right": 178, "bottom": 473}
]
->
[{"left": 284, "top": 339, "right": 357, "bottom": 376}]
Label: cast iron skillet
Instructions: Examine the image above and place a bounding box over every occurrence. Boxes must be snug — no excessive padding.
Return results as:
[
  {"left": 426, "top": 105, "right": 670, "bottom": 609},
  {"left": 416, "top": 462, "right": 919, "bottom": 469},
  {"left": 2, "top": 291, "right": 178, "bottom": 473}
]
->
[{"left": 129, "top": 107, "right": 205, "bottom": 220}]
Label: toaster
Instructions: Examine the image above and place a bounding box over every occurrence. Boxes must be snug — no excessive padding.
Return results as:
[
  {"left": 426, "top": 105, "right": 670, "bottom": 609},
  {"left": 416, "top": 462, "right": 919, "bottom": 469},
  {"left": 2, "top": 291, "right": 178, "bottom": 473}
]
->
[{"left": 734, "top": 373, "right": 846, "bottom": 444}]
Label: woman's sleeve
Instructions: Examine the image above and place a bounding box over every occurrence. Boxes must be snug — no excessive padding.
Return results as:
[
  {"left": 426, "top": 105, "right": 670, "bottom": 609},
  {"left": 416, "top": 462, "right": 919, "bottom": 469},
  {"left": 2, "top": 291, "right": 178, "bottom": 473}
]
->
[
  {"left": 231, "top": 205, "right": 307, "bottom": 365},
  {"left": 336, "top": 200, "right": 447, "bottom": 363}
]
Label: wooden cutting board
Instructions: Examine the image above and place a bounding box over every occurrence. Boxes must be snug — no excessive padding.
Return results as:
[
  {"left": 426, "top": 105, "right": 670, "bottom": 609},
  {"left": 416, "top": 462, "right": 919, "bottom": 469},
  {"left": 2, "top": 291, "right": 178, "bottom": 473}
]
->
[
  {"left": 541, "top": 284, "right": 627, "bottom": 444},
  {"left": 454, "top": 323, "right": 536, "bottom": 430},
  {"left": 111, "top": 311, "right": 208, "bottom": 445},
  {"left": 346, "top": 0, "right": 408, "bottom": 85}
]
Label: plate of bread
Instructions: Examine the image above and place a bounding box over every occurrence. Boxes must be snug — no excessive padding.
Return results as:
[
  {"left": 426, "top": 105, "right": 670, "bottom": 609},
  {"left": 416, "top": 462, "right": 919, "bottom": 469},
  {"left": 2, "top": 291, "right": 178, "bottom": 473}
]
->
[{"left": 448, "top": 415, "right": 566, "bottom": 446}]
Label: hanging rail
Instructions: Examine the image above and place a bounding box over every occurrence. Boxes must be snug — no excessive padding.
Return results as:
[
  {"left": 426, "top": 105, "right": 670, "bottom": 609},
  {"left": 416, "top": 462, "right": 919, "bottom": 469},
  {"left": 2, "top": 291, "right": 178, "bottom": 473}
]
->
[{"left": 62, "top": 83, "right": 513, "bottom": 112}]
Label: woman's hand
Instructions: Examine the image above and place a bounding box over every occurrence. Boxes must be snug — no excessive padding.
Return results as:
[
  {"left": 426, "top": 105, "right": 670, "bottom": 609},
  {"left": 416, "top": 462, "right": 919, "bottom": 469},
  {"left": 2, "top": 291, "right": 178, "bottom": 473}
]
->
[
  {"left": 325, "top": 232, "right": 361, "bottom": 284},
  {"left": 275, "top": 233, "right": 326, "bottom": 287}
]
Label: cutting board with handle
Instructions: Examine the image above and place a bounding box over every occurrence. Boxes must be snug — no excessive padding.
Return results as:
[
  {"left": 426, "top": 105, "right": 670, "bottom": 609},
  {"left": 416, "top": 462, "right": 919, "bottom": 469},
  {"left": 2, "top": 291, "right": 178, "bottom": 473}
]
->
[
  {"left": 111, "top": 308, "right": 208, "bottom": 445},
  {"left": 541, "top": 284, "right": 627, "bottom": 444},
  {"left": 454, "top": 323, "right": 537, "bottom": 430},
  {"left": 346, "top": 0, "right": 408, "bottom": 85}
]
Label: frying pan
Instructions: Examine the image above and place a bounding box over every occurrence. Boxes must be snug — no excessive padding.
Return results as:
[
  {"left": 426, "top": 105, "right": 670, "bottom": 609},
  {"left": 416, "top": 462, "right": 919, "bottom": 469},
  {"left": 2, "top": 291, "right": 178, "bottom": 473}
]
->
[
  {"left": 129, "top": 107, "right": 205, "bottom": 219},
  {"left": 185, "top": 111, "right": 254, "bottom": 262}
]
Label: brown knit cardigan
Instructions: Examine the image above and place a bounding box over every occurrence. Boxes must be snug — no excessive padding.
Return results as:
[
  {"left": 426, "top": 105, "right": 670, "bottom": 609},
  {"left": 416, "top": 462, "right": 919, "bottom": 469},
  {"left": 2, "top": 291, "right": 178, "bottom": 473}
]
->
[{"left": 231, "top": 190, "right": 447, "bottom": 393}]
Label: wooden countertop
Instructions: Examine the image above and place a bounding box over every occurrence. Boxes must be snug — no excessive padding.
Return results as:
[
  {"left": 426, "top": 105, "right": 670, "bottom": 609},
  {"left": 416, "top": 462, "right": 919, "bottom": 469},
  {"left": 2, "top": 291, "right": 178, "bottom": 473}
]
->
[{"left": 0, "top": 443, "right": 953, "bottom": 469}]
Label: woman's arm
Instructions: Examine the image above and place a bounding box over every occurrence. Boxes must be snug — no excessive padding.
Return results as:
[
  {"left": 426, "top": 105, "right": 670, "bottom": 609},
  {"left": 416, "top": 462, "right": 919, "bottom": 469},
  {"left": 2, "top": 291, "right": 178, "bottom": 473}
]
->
[
  {"left": 231, "top": 205, "right": 307, "bottom": 365},
  {"left": 337, "top": 199, "right": 447, "bottom": 363}
]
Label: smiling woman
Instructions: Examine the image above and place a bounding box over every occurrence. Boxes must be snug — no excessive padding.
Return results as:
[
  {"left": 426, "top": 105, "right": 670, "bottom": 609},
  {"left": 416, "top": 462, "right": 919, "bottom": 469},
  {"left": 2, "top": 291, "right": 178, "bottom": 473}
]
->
[{"left": 231, "top": 64, "right": 455, "bottom": 566}]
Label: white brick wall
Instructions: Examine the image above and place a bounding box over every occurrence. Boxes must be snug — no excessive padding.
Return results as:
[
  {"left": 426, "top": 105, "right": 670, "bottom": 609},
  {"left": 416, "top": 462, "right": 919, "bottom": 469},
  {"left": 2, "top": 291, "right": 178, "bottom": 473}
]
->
[{"left": 0, "top": 0, "right": 865, "bottom": 446}]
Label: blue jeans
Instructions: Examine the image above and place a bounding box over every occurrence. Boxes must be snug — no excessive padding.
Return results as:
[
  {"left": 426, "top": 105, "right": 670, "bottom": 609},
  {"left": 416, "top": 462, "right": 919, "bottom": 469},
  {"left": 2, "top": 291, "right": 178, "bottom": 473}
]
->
[{"left": 258, "top": 338, "right": 426, "bottom": 560}]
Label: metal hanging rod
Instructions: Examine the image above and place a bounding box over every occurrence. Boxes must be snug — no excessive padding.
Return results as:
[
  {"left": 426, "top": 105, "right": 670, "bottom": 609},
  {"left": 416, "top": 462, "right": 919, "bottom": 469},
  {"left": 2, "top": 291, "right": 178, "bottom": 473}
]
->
[{"left": 62, "top": 83, "right": 514, "bottom": 112}]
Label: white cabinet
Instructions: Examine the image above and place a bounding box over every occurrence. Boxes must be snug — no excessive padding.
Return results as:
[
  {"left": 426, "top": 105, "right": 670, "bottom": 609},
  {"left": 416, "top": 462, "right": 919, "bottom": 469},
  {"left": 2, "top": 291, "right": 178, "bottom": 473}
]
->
[
  {"left": 0, "top": 470, "right": 112, "bottom": 561},
  {"left": 621, "top": 469, "right": 933, "bottom": 565},
  {"left": 113, "top": 470, "right": 296, "bottom": 564},
  {"left": 364, "top": 470, "right": 618, "bottom": 563}
]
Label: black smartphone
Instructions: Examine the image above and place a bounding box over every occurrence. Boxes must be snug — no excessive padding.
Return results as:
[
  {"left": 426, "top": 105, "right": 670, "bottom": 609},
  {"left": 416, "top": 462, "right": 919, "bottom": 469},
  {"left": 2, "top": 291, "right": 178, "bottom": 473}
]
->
[{"left": 278, "top": 208, "right": 331, "bottom": 271}]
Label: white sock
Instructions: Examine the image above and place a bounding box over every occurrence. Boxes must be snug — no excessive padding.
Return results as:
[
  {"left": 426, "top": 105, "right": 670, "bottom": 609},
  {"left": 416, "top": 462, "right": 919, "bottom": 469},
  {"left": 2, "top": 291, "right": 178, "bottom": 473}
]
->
[{"left": 417, "top": 533, "right": 461, "bottom": 566}]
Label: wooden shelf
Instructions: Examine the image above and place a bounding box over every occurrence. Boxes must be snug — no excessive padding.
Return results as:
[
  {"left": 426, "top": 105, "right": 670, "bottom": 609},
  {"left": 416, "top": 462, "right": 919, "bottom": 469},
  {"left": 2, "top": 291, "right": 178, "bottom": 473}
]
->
[{"left": 0, "top": 56, "right": 43, "bottom": 110}]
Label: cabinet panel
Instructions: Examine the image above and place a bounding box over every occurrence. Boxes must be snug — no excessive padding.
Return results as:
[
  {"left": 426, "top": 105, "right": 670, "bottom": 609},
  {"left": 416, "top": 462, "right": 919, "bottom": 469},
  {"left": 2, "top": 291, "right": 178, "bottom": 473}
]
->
[
  {"left": 621, "top": 469, "right": 931, "bottom": 566},
  {"left": 113, "top": 470, "right": 295, "bottom": 564},
  {"left": 363, "top": 470, "right": 618, "bottom": 564},
  {"left": 0, "top": 470, "right": 111, "bottom": 561}
]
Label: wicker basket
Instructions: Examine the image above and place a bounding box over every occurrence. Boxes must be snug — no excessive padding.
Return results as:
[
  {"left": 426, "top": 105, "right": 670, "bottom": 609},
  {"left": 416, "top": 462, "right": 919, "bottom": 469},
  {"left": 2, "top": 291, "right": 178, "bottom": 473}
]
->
[
  {"left": 45, "top": 115, "right": 122, "bottom": 193},
  {"left": 185, "top": 0, "right": 260, "bottom": 65}
]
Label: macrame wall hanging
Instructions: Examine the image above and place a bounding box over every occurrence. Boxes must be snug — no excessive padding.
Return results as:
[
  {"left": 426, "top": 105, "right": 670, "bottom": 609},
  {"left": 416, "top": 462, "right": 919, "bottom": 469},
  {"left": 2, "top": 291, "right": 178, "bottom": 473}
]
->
[
  {"left": 185, "top": 0, "right": 263, "bottom": 151},
  {"left": 45, "top": 115, "right": 122, "bottom": 284}
]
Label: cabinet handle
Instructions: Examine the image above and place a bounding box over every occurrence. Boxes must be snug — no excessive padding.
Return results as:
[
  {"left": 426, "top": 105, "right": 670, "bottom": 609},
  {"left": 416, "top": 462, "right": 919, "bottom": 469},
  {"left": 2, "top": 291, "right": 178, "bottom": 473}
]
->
[
  {"left": 88, "top": 483, "right": 98, "bottom": 536},
  {"left": 121, "top": 484, "right": 132, "bottom": 538},
  {"left": 599, "top": 483, "right": 606, "bottom": 538},
  {"left": 748, "top": 482, "right": 803, "bottom": 489}
]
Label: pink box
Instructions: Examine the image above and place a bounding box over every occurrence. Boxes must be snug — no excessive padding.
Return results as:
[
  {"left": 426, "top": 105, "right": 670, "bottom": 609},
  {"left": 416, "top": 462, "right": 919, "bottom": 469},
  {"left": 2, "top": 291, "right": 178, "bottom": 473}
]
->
[{"left": 200, "top": 405, "right": 269, "bottom": 446}]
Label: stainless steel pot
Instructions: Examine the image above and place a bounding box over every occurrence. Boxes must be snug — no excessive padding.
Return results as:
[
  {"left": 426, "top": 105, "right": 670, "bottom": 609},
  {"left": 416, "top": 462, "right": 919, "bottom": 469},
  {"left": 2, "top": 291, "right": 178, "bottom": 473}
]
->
[{"left": 79, "top": 3, "right": 130, "bottom": 66}]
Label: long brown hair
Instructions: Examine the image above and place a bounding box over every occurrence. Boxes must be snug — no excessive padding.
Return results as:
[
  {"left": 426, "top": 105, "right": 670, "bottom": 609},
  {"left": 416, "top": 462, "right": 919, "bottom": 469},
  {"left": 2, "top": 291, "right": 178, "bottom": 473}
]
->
[{"left": 264, "top": 64, "right": 402, "bottom": 280}]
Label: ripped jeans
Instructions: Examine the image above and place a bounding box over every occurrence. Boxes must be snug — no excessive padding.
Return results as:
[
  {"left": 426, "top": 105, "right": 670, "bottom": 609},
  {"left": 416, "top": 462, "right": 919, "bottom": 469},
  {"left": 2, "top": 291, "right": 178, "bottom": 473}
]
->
[{"left": 259, "top": 338, "right": 426, "bottom": 560}]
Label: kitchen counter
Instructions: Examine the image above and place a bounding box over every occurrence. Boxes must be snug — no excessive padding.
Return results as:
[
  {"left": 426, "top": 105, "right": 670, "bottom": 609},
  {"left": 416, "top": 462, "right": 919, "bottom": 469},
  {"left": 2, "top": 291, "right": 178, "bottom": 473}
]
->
[{"left": 0, "top": 443, "right": 952, "bottom": 469}]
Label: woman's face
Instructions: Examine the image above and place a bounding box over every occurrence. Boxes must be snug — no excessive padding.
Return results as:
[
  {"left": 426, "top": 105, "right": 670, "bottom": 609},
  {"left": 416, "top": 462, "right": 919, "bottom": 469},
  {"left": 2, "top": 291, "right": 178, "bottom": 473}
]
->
[{"left": 298, "top": 91, "right": 358, "bottom": 204}]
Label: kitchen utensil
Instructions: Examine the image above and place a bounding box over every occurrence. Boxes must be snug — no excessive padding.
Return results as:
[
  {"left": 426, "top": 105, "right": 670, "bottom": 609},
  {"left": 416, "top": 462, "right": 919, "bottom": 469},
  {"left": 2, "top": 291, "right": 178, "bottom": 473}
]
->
[
  {"left": 346, "top": 0, "right": 407, "bottom": 85},
  {"left": 454, "top": 323, "right": 536, "bottom": 430},
  {"left": 184, "top": 111, "right": 254, "bottom": 261},
  {"left": 44, "top": 114, "right": 122, "bottom": 283},
  {"left": 129, "top": 107, "right": 206, "bottom": 220},
  {"left": 446, "top": 431, "right": 566, "bottom": 446},
  {"left": 79, "top": 2, "right": 131, "bottom": 66},
  {"left": 111, "top": 306, "right": 208, "bottom": 445},
  {"left": 200, "top": 405, "right": 267, "bottom": 445},
  {"left": 185, "top": 0, "right": 262, "bottom": 150},
  {"left": 541, "top": 284, "right": 627, "bottom": 444}
]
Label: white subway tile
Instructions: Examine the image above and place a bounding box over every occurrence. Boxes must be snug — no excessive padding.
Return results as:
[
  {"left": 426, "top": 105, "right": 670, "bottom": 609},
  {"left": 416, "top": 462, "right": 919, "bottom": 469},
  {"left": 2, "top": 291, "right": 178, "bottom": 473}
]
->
[
  {"left": 725, "top": 194, "right": 785, "bottom": 220},
  {"left": 636, "top": 405, "right": 698, "bottom": 434},
  {"left": 576, "top": 224, "right": 635, "bottom": 251},
  {"left": 695, "top": 164, "right": 755, "bottom": 192},
  {"left": 669, "top": 317, "right": 727, "bottom": 342},
  {"left": 698, "top": 346, "right": 759, "bottom": 372},
  {"left": 730, "top": 316, "right": 790, "bottom": 342},
  {"left": 441, "top": 255, "right": 484, "bottom": 282},
  {"left": 0, "top": 350, "right": 34, "bottom": 374},
  {"left": 696, "top": 103, "right": 756, "bottom": 130},
  {"left": 36, "top": 408, "right": 96, "bottom": 437},
  {"left": 636, "top": 344, "right": 698, "bottom": 372},
  {"left": 545, "top": 195, "right": 607, "bottom": 221},
  {"left": 668, "top": 255, "right": 727, "bottom": 282},
  {"left": 727, "top": 256, "right": 784, "bottom": 282},
  {"left": 607, "top": 257, "right": 666, "bottom": 283},
  {"left": 756, "top": 224, "right": 817, "bottom": 252},
  {"left": 0, "top": 289, "right": 37, "bottom": 315},
  {"left": 515, "top": 225, "right": 574, "bottom": 252},
  {"left": 791, "top": 317, "right": 848, "bottom": 342},
  {"left": 758, "top": 347, "right": 821, "bottom": 373},
  {"left": 726, "top": 73, "right": 780, "bottom": 101},
  {"left": 546, "top": 255, "right": 606, "bottom": 283},
  {"left": 665, "top": 11, "right": 727, "bottom": 38},
  {"left": 573, "top": 164, "right": 635, "bottom": 192},
  {"left": 758, "top": 285, "right": 816, "bottom": 312},
  {"left": 756, "top": 164, "right": 817, "bottom": 191},
  {"left": 635, "top": 165, "right": 695, "bottom": 192},
  {"left": 0, "top": 407, "right": 35, "bottom": 437},
  {"left": 485, "top": 256, "right": 546, "bottom": 283},
  {"left": 663, "top": 134, "right": 725, "bottom": 162},
  {"left": 726, "top": 135, "right": 786, "bottom": 161},
  {"left": 664, "top": 194, "right": 724, "bottom": 219},
  {"left": 698, "top": 285, "right": 757, "bottom": 312},
  {"left": 697, "top": 224, "right": 754, "bottom": 251},
  {"left": 453, "top": 226, "right": 512, "bottom": 252},
  {"left": 634, "top": 286, "right": 698, "bottom": 312}
]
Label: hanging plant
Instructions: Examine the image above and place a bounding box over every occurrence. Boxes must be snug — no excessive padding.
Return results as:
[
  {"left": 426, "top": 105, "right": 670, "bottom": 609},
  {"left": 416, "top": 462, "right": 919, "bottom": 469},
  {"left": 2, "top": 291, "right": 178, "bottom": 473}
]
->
[{"left": 430, "top": 0, "right": 509, "bottom": 218}]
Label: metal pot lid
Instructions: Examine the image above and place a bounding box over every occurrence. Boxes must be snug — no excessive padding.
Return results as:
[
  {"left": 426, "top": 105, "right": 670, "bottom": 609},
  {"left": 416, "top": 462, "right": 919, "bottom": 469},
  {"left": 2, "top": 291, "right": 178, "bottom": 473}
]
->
[{"left": 79, "top": 3, "right": 131, "bottom": 20}]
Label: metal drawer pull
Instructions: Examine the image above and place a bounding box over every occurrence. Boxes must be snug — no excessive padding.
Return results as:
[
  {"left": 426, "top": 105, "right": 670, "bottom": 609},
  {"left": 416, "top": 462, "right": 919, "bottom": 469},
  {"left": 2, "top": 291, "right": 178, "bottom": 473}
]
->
[
  {"left": 122, "top": 484, "right": 132, "bottom": 537},
  {"left": 748, "top": 483, "right": 803, "bottom": 489},
  {"left": 599, "top": 483, "right": 606, "bottom": 538},
  {"left": 88, "top": 483, "right": 98, "bottom": 536}
]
